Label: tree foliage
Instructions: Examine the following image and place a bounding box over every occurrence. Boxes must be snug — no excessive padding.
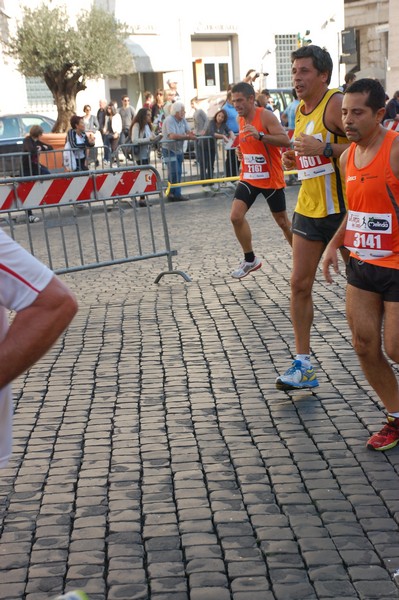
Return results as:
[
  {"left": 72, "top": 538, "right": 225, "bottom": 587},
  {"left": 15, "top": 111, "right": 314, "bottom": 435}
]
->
[{"left": 7, "top": 3, "right": 133, "bottom": 132}]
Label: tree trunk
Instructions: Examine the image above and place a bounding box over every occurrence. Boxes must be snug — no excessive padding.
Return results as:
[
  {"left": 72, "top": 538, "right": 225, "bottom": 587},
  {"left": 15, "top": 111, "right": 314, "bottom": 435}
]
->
[{"left": 44, "top": 68, "right": 87, "bottom": 133}]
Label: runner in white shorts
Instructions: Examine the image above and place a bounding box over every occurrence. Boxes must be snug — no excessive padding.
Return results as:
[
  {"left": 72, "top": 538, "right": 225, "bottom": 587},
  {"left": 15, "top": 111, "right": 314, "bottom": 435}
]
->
[{"left": 0, "top": 229, "right": 77, "bottom": 467}]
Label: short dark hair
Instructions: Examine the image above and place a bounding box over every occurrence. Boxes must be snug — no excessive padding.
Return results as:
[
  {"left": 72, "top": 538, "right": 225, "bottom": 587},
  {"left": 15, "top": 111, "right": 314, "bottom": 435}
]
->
[
  {"left": 70, "top": 115, "right": 83, "bottom": 129},
  {"left": 29, "top": 125, "right": 43, "bottom": 138},
  {"left": 231, "top": 82, "right": 255, "bottom": 98},
  {"left": 345, "top": 78, "right": 386, "bottom": 112},
  {"left": 291, "top": 44, "right": 333, "bottom": 85}
]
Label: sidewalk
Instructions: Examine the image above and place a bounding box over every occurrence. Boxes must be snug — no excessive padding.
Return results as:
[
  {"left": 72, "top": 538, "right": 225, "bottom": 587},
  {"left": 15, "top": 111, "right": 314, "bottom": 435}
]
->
[{"left": 1, "top": 187, "right": 399, "bottom": 600}]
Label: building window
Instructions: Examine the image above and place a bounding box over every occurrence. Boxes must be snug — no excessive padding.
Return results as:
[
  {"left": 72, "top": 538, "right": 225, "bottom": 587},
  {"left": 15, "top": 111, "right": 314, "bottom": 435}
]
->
[
  {"left": 275, "top": 34, "right": 297, "bottom": 88},
  {"left": 25, "top": 77, "right": 54, "bottom": 112},
  {"left": 204, "top": 63, "right": 216, "bottom": 87}
]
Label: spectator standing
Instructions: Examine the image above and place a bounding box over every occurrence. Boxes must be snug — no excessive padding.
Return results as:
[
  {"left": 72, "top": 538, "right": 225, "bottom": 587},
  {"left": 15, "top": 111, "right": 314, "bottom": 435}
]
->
[
  {"left": 243, "top": 69, "right": 260, "bottom": 88},
  {"left": 152, "top": 89, "right": 165, "bottom": 135},
  {"left": 281, "top": 89, "right": 300, "bottom": 129},
  {"left": 130, "top": 108, "right": 162, "bottom": 206},
  {"left": 82, "top": 104, "right": 100, "bottom": 166},
  {"left": 383, "top": 90, "right": 399, "bottom": 124},
  {"left": 191, "top": 97, "right": 209, "bottom": 182},
  {"left": 64, "top": 115, "right": 95, "bottom": 172},
  {"left": 103, "top": 103, "right": 122, "bottom": 164},
  {"left": 341, "top": 72, "right": 356, "bottom": 92},
  {"left": 161, "top": 101, "right": 196, "bottom": 201},
  {"left": 204, "top": 108, "right": 234, "bottom": 189},
  {"left": 166, "top": 78, "right": 181, "bottom": 101},
  {"left": 118, "top": 95, "right": 135, "bottom": 147},
  {"left": 97, "top": 99, "right": 107, "bottom": 141},
  {"left": 257, "top": 90, "right": 274, "bottom": 112},
  {"left": 143, "top": 91, "right": 154, "bottom": 109},
  {"left": 163, "top": 89, "right": 176, "bottom": 117},
  {"left": 222, "top": 90, "right": 240, "bottom": 180}
]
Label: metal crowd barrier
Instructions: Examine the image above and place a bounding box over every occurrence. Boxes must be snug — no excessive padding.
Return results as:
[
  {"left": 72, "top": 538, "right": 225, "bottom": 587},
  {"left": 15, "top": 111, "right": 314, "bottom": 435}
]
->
[
  {"left": 0, "top": 165, "right": 191, "bottom": 282},
  {"left": 115, "top": 137, "right": 240, "bottom": 189},
  {"left": 0, "top": 138, "right": 242, "bottom": 191}
]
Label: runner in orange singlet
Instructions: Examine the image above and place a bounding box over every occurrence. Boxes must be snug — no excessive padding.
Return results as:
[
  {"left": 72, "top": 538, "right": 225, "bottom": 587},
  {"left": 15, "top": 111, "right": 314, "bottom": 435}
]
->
[
  {"left": 323, "top": 78, "right": 399, "bottom": 452},
  {"left": 230, "top": 82, "right": 292, "bottom": 279}
]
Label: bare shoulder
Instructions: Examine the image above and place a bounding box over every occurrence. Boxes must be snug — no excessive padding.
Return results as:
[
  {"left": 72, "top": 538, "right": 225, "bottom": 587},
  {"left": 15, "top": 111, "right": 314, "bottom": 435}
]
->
[
  {"left": 325, "top": 92, "right": 346, "bottom": 136},
  {"left": 390, "top": 135, "right": 399, "bottom": 180},
  {"left": 261, "top": 107, "right": 285, "bottom": 132},
  {"left": 339, "top": 146, "right": 349, "bottom": 178}
]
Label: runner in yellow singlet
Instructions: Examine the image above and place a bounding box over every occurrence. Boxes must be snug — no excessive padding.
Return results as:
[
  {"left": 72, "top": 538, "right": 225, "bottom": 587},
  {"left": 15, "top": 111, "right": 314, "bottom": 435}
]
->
[{"left": 275, "top": 45, "right": 350, "bottom": 390}]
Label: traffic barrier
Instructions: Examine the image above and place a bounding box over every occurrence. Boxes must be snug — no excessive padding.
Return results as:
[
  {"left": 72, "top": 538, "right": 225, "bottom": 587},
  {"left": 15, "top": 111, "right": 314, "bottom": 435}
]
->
[
  {"left": 383, "top": 119, "right": 399, "bottom": 132},
  {"left": 0, "top": 165, "right": 191, "bottom": 282}
]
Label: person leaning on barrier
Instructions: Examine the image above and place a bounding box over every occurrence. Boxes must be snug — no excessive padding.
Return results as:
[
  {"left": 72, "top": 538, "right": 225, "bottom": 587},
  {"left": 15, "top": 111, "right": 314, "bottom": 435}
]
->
[
  {"left": 22, "top": 125, "right": 53, "bottom": 223},
  {"left": 0, "top": 228, "right": 78, "bottom": 469},
  {"left": 161, "top": 101, "right": 197, "bottom": 202},
  {"left": 203, "top": 108, "right": 235, "bottom": 190},
  {"left": 64, "top": 115, "right": 95, "bottom": 172}
]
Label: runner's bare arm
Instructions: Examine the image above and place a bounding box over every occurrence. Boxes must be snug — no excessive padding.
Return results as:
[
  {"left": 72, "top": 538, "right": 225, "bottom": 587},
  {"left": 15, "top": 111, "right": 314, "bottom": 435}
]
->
[{"left": 0, "top": 277, "right": 78, "bottom": 389}]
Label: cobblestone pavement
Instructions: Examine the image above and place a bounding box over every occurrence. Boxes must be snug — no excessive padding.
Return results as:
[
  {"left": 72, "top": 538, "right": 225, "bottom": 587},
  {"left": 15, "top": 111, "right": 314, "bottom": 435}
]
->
[{"left": 1, "top": 186, "right": 399, "bottom": 600}]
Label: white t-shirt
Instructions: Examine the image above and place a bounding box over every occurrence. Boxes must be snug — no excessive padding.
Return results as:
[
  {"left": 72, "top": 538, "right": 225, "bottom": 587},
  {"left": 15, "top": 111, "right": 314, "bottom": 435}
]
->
[{"left": 0, "top": 229, "right": 53, "bottom": 468}]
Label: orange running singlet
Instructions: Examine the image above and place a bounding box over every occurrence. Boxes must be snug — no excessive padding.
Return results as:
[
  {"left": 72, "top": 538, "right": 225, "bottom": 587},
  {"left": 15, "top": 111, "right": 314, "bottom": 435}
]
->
[
  {"left": 238, "top": 107, "right": 285, "bottom": 189},
  {"left": 344, "top": 128, "right": 399, "bottom": 269}
]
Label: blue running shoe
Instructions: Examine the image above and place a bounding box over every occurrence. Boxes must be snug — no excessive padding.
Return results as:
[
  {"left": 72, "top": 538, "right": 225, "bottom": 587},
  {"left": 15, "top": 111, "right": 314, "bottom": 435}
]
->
[{"left": 276, "top": 359, "right": 319, "bottom": 390}]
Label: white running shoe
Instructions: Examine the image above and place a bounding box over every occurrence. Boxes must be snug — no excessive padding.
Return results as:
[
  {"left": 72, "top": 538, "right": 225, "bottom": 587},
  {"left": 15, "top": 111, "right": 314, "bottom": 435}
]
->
[
  {"left": 275, "top": 360, "right": 319, "bottom": 390},
  {"left": 231, "top": 257, "right": 262, "bottom": 279}
]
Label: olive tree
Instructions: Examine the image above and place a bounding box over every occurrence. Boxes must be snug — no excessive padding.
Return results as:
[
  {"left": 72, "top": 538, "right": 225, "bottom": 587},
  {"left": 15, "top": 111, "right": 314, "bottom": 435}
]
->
[{"left": 6, "top": 3, "right": 133, "bottom": 132}]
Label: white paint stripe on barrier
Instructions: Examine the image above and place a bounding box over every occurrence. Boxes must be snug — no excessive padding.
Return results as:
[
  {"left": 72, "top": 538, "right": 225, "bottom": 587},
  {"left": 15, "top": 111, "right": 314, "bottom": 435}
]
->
[
  {"left": 95, "top": 171, "right": 124, "bottom": 199},
  {"left": 57, "top": 175, "right": 92, "bottom": 204},
  {"left": 19, "top": 179, "right": 56, "bottom": 208}
]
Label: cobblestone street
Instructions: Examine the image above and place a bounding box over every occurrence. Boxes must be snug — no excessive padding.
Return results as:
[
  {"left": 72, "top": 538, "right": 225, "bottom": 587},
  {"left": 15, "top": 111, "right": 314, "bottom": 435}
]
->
[{"left": 1, "top": 186, "right": 399, "bottom": 600}]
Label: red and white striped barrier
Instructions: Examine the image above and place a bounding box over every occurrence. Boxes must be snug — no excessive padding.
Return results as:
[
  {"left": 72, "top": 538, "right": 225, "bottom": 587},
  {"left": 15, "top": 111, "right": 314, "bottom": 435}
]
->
[
  {"left": 383, "top": 119, "right": 399, "bottom": 132},
  {"left": 0, "top": 168, "right": 158, "bottom": 211}
]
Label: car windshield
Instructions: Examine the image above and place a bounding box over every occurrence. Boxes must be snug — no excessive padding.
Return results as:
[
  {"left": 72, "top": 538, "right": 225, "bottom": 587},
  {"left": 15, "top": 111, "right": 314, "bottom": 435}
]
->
[{"left": 20, "top": 116, "right": 53, "bottom": 134}]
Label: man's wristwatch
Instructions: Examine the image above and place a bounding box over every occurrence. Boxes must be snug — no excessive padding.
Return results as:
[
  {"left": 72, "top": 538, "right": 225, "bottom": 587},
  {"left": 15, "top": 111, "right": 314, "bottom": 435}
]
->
[
  {"left": 323, "top": 142, "right": 333, "bottom": 158},
  {"left": 258, "top": 131, "right": 265, "bottom": 141}
]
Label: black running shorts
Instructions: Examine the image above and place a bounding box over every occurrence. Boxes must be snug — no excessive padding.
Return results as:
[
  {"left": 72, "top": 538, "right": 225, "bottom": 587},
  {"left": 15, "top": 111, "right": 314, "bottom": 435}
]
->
[
  {"left": 346, "top": 257, "right": 399, "bottom": 302},
  {"left": 234, "top": 182, "right": 286, "bottom": 212}
]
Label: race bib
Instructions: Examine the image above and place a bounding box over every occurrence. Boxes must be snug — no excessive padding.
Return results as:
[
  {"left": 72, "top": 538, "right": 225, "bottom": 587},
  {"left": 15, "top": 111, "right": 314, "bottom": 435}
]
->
[
  {"left": 344, "top": 210, "right": 394, "bottom": 259},
  {"left": 242, "top": 153, "right": 270, "bottom": 180},
  {"left": 295, "top": 133, "right": 334, "bottom": 180}
]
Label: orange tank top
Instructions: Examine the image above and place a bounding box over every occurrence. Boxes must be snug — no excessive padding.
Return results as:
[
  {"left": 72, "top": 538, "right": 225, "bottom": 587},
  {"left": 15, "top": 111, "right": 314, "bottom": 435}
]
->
[
  {"left": 238, "top": 107, "right": 285, "bottom": 189},
  {"left": 344, "top": 129, "right": 399, "bottom": 268}
]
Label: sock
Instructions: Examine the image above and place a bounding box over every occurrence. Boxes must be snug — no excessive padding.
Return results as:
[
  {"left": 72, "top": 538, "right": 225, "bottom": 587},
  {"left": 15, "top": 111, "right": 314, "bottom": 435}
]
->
[
  {"left": 296, "top": 354, "right": 311, "bottom": 367},
  {"left": 244, "top": 251, "right": 255, "bottom": 263},
  {"left": 388, "top": 412, "right": 399, "bottom": 418}
]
